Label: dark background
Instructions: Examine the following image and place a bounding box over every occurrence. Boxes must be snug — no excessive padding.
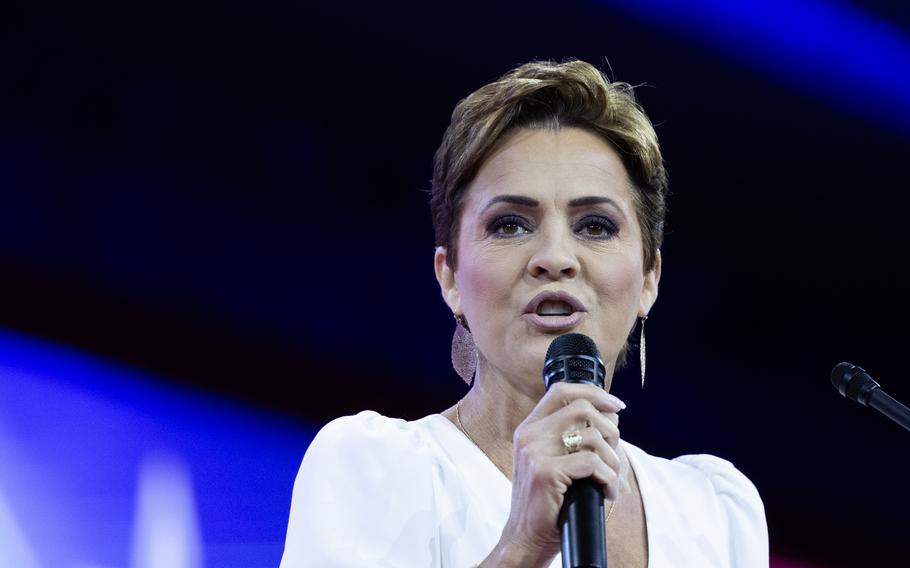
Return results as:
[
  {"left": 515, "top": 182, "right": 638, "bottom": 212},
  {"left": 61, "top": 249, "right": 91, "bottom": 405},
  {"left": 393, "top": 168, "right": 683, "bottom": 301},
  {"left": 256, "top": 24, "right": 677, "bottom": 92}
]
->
[{"left": 3, "top": 1, "right": 909, "bottom": 565}]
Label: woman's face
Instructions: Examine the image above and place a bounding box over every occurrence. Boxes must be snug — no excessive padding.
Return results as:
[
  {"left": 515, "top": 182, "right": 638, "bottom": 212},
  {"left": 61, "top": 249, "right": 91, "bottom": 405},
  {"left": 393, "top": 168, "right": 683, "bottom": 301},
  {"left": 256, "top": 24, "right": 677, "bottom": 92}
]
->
[{"left": 435, "top": 127, "right": 660, "bottom": 396}]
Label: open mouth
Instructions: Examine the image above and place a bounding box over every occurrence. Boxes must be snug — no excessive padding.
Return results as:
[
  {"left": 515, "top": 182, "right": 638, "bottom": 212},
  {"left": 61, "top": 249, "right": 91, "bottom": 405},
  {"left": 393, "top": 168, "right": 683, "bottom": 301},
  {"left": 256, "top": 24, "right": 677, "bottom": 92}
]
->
[
  {"left": 526, "top": 291, "right": 586, "bottom": 316},
  {"left": 536, "top": 300, "right": 575, "bottom": 316},
  {"left": 524, "top": 292, "right": 587, "bottom": 331}
]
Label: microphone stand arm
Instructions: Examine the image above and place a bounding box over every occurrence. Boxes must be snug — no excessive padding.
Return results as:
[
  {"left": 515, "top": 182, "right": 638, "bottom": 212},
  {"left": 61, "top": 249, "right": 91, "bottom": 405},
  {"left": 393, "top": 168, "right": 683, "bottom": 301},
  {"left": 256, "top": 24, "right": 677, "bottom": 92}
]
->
[{"left": 867, "top": 389, "right": 910, "bottom": 433}]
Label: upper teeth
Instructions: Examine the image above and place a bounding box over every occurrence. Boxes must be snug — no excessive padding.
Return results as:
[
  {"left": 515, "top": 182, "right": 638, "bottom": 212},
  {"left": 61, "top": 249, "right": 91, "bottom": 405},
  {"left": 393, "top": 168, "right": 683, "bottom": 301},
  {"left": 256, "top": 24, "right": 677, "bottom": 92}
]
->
[{"left": 537, "top": 300, "right": 573, "bottom": 316}]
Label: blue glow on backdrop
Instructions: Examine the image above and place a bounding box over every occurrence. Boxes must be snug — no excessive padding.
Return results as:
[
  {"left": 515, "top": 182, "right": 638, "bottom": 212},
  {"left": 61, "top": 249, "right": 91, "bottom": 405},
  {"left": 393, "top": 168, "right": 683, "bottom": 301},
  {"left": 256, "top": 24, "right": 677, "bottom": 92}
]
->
[
  {"left": 604, "top": 0, "right": 910, "bottom": 134},
  {"left": 0, "top": 329, "right": 315, "bottom": 568}
]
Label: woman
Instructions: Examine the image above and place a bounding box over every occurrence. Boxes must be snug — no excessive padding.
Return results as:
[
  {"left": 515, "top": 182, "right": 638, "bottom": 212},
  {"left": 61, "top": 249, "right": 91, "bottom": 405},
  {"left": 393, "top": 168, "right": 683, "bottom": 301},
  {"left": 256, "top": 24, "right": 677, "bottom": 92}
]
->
[{"left": 280, "top": 60, "right": 768, "bottom": 567}]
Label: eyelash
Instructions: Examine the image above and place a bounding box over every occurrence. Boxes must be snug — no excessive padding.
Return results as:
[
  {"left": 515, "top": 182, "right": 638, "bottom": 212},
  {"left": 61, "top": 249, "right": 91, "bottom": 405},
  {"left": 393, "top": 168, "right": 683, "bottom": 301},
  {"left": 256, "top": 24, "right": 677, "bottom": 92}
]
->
[
  {"left": 487, "top": 214, "right": 618, "bottom": 240},
  {"left": 573, "top": 215, "right": 619, "bottom": 239},
  {"left": 488, "top": 215, "right": 532, "bottom": 237}
]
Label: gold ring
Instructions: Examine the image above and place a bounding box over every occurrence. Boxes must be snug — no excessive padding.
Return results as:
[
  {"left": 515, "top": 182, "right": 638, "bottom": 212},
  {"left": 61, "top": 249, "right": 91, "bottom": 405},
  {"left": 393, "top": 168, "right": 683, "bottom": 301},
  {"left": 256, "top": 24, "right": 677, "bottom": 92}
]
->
[{"left": 561, "top": 429, "right": 583, "bottom": 454}]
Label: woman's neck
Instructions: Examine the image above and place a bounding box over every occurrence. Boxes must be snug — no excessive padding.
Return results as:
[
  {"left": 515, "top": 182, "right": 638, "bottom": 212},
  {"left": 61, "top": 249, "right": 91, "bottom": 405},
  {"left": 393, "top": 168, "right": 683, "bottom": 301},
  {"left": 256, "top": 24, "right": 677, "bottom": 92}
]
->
[
  {"left": 451, "top": 375, "right": 524, "bottom": 479},
  {"left": 444, "top": 357, "right": 617, "bottom": 479},
  {"left": 446, "top": 364, "right": 548, "bottom": 476}
]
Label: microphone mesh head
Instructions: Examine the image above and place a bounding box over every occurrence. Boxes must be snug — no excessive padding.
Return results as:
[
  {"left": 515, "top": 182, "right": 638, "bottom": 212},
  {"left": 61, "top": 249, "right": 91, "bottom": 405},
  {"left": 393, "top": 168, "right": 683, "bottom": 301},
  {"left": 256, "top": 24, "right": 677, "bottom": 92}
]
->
[
  {"left": 543, "top": 333, "right": 605, "bottom": 388},
  {"left": 545, "top": 333, "right": 601, "bottom": 361}
]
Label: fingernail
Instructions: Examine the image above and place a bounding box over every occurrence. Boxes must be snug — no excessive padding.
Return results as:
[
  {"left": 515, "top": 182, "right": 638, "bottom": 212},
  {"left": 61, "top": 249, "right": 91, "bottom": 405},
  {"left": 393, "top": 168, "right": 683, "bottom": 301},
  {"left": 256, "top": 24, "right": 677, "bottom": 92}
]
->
[{"left": 606, "top": 393, "right": 626, "bottom": 410}]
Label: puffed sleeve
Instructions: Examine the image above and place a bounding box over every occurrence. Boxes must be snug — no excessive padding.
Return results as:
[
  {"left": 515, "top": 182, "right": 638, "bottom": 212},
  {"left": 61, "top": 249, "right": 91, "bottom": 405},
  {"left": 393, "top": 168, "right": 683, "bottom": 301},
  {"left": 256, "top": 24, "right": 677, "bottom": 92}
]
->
[
  {"left": 675, "top": 454, "right": 769, "bottom": 567},
  {"left": 280, "top": 411, "right": 442, "bottom": 568}
]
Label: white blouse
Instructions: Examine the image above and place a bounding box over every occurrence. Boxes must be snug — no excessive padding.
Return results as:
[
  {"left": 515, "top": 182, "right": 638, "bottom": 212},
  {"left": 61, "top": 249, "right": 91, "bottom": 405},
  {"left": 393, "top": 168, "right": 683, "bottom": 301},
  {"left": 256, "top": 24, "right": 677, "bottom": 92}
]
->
[{"left": 280, "top": 411, "right": 768, "bottom": 567}]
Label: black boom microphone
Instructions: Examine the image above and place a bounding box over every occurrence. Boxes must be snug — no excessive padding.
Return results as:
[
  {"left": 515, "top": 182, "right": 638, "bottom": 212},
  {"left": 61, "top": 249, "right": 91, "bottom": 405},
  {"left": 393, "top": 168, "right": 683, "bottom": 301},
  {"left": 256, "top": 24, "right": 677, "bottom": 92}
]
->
[
  {"left": 831, "top": 362, "right": 910, "bottom": 433},
  {"left": 543, "top": 333, "right": 608, "bottom": 568}
]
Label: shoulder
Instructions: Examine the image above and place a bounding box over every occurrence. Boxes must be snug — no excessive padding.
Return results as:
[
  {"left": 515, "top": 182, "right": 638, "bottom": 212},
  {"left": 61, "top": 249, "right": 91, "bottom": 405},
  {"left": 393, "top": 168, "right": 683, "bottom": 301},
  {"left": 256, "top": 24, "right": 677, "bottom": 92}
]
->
[
  {"left": 624, "top": 441, "right": 762, "bottom": 508},
  {"left": 672, "top": 453, "right": 763, "bottom": 507},
  {"left": 623, "top": 442, "right": 768, "bottom": 566},
  {"left": 671, "top": 452, "right": 767, "bottom": 535},
  {"left": 675, "top": 453, "right": 768, "bottom": 565},
  {"left": 299, "top": 410, "right": 440, "bottom": 480},
  {"left": 307, "top": 410, "right": 434, "bottom": 455},
  {"left": 281, "top": 412, "right": 445, "bottom": 567}
]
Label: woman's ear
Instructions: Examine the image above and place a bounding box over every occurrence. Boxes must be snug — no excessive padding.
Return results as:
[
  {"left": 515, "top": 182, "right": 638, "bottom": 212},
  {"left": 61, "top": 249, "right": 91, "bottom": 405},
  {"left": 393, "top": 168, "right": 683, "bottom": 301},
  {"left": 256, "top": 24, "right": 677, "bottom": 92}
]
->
[
  {"left": 639, "top": 249, "right": 661, "bottom": 316},
  {"left": 434, "top": 247, "right": 461, "bottom": 314}
]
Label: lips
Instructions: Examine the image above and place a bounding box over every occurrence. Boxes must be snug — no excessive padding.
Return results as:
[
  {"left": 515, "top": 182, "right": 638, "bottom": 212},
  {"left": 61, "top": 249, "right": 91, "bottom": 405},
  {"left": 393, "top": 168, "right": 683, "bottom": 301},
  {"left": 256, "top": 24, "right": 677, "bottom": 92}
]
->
[{"left": 522, "top": 291, "right": 587, "bottom": 332}]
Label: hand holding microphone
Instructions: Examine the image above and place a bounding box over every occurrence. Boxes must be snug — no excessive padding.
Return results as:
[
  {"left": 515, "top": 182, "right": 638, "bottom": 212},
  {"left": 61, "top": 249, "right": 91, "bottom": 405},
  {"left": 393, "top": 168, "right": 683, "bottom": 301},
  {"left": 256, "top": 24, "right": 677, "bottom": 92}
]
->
[
  {"left": 543, "top": 333, "right": 612, "bottom": 568},
  {"left": 490, "top": 333, "right": 621, "bottom": 568}
]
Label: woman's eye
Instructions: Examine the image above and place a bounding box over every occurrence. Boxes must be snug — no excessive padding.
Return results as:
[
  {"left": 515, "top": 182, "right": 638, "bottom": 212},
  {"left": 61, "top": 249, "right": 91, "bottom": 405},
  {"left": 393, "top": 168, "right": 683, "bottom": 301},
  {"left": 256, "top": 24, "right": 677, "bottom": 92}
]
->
[
  {"left": 489, "top": 215, "right": 531, "bottom": 237},
  {"left": 575, "top": 216, "right": 618, "bottom": 239}
]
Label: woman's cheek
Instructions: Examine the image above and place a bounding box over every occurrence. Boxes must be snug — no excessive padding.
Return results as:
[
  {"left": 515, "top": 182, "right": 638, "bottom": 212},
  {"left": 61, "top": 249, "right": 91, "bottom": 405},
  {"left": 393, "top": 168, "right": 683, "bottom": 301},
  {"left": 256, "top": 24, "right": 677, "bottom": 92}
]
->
[
  {"left": 592, "top": 260, "right": 645, "bottom": 325},
  {"left": 462, "top": 251, "right": 516, "bottom": 303}
]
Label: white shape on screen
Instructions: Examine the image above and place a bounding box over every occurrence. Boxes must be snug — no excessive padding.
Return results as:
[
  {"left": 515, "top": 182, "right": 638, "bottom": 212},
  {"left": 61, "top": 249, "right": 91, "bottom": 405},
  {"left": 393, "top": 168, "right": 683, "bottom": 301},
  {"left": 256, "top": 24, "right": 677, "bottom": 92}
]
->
[{"left": 129, "top": 453, "right": 204, "bottom": 568}]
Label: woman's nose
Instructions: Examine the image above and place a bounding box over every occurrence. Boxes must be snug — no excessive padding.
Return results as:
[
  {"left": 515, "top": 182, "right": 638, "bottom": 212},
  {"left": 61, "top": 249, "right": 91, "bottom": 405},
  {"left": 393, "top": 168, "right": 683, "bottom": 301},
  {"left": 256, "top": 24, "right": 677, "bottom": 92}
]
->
[{"left": 526, "top": 229, "right": 580, "bottom": 279}]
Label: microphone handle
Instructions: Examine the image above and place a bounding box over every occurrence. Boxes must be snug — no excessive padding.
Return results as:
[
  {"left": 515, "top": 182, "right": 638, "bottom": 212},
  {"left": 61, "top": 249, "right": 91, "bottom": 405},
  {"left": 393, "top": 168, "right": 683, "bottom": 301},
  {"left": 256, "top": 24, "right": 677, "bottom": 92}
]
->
[
  {"left": 559, "top": 478, "right": 606, "bottom": 568},
  {"left": 868, "top": 388, "right": 910, "bottom": 433}
]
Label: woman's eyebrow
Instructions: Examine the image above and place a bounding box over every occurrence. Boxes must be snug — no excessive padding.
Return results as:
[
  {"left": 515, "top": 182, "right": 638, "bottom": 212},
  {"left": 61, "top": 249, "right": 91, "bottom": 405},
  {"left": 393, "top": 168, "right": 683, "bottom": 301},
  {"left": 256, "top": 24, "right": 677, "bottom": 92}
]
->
[
  {"left": 568, "top": 196, "right": 620, "bottom": 209},
  {"left": 569, "top": 195, "right": 628, "bottom": 219},
  {"left": 480, "top": 194, "right": 540, "bottom": 213},
  {"left": 479, "top": 194, "right": 625, "bottom": 215}
]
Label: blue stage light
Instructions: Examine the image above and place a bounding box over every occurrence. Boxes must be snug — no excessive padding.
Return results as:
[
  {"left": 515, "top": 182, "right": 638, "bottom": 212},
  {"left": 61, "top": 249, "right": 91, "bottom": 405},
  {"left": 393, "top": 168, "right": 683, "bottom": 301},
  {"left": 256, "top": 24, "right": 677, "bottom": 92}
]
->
[
  {"left": 604, "top": 0, "right": 910, "bottom": 134},
  {"left": 0, "top": 328, "right": 316, "bottom": 568}
]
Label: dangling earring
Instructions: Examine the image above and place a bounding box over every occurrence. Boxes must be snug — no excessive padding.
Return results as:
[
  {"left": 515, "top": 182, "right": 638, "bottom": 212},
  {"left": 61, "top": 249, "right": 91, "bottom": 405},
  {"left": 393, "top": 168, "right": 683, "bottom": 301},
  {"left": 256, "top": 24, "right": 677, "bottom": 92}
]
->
[
  {"left": 639, "top": 315, "right": 648, "bottom": 388},
  {"left": 451, "top": 313, "right": 477, "bottom": 385}
]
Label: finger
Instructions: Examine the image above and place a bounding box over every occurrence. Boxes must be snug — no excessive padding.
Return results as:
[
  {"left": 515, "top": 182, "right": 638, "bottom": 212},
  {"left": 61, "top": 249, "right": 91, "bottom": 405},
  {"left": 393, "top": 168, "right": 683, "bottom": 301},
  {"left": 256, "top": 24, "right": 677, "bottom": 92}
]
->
[
  {"left": 575, "top": 426, "right": 622, "bottom": 474},
  {"left": 603, "top": 411, "right": 619, "bottom": 428},
  {"left": 552, "top": 452, "right": 621, "bottom": 501},
  {"left": 545, "top": 398, "right": 620, "bottom": 447},
  {"left": 551, "top": 425, "right": 622, "bottom": 473},
  {"left": 616, "top": 446, "right": 633, "bottom": 495},
  {"left": 527, "top": 382, "right": 625, "bottom": 423}
]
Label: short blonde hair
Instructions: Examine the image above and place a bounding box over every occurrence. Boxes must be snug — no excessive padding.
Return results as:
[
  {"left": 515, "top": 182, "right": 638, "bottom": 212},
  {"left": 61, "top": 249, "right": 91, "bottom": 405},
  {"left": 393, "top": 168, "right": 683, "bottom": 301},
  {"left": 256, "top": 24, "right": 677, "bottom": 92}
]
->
[{"left": 431, "top": 59, "right": 668, "bottom": 271}]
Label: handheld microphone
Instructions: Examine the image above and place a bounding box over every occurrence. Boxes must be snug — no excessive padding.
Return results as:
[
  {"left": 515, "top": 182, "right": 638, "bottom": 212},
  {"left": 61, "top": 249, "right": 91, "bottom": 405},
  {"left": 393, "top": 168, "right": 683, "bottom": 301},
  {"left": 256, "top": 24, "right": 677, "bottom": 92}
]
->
[
  {"left": 544, "top": 333, "right": 608, "bottom": 568},
  {"left": 831, "top": 362, "right": 910, "bottom": 433}
]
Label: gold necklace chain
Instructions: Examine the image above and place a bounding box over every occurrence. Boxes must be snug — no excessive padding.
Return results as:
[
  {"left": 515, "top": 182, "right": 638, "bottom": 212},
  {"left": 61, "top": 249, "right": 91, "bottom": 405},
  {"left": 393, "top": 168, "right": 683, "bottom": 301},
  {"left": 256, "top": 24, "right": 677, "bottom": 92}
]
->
[{"left": 454, "top": 400, "right": 617, "bottom": 523}]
